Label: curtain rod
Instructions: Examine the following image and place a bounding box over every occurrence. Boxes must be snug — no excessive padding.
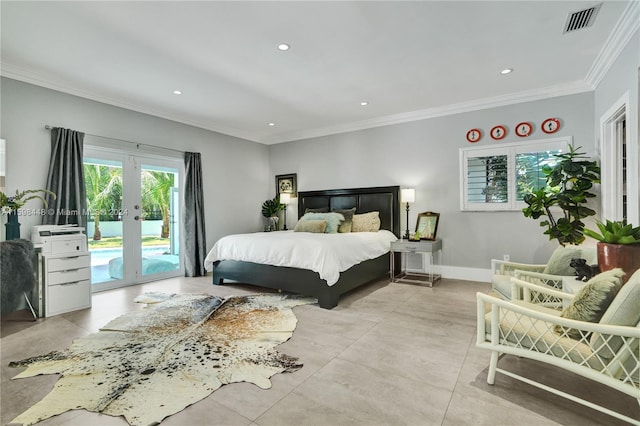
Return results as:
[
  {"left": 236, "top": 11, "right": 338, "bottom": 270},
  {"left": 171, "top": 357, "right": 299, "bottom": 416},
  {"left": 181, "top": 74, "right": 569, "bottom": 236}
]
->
[{"left": 44, "top": 125, "right": 185, "bottom": 155}]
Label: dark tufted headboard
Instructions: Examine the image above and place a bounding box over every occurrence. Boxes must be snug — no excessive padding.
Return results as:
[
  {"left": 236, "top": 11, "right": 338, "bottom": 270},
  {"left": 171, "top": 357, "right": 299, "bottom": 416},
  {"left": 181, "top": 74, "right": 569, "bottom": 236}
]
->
[{"left": 297, "top": 186, "right": 400, "bottom": 237}]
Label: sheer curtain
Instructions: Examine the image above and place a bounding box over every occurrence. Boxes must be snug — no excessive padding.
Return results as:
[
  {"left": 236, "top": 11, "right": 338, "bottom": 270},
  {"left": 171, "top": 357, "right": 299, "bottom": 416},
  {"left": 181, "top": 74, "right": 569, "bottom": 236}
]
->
[
  {"left": 183, "top": 152, "right": 207, "bottom": 277},
  {"left": 43, "top": 127, "right": 87, "bottom": 227}
]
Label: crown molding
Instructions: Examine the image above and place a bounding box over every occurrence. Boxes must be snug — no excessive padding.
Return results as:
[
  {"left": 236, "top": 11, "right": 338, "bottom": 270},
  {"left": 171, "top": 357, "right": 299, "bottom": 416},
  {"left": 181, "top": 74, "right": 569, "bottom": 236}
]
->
[
  {"left": 0, "top": 63, "right": 263, "bottom": 143},
  {"left": 265, "top": 80, "right": 593, "bottom": 144},
  {"left": 585, "top": 0, "right": 640, "bottom": 88},
  {"left": 0, "top": 48, "right": 607, "bottom": 146}
]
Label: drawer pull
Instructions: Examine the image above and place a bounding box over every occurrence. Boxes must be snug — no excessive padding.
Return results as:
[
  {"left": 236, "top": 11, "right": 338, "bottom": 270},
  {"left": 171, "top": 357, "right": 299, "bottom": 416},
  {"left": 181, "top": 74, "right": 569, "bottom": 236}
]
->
[{"left": 60, "top": 281, "right": 80, "bottom": 286}]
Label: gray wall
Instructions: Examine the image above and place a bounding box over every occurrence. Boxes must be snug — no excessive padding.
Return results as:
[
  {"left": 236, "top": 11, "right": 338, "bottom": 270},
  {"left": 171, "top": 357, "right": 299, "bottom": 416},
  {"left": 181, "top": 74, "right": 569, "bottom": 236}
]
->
[
  {"left": 269, "top": 93, "right": 596, "bottom": 277},
  {"left": 594, "top": 28, "right": 640, "bottom": 225},
  {"left": 0, "top": 77, "right": 270, "bottom": 250}
]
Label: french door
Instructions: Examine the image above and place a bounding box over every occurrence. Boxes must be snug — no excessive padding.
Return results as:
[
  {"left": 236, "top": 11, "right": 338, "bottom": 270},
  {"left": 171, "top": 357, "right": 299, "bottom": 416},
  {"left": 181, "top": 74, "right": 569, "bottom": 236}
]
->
[{"left": 84, "top": 146, "right": 184, "bottom": 292}]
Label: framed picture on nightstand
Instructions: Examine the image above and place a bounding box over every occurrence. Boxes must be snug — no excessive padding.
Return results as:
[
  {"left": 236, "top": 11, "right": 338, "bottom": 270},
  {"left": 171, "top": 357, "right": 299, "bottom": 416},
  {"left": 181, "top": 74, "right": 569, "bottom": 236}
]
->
[
  {"left": 415, "top": 211, "right": 440, "bottom": 240},
  {"left": 276, "top": 173, "right": 297, "bottom": 197}
]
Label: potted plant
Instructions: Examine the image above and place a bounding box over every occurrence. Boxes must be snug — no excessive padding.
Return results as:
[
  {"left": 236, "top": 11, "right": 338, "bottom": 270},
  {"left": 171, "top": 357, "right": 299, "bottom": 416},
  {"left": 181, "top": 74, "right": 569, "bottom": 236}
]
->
[
  {"left": 521, "top": 145, "right": 600, "bottom": 246},
  {"left": 1, "top": 189, "right": 56, "bottom": 240},
  {"left": 583, "top": 220, "right": 640, "bottom": 283},
  {"left": 261, "top": 196, "right": 284, "bottom": 231}
]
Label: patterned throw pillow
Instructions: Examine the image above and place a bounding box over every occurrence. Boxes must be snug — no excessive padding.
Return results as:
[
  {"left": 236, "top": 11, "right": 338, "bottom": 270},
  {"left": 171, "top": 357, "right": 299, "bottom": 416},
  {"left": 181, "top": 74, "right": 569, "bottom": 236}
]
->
[
  {"left": 555, "top": 268, "right": 624, "bottom": 339},
  {"left": 351, "top": 211, "right": 381, "bottom": 232},
  {"left": 294, "top": 219, "right": 327, "bottom": 233},
  {"left": 332, "top": 207, "right": 356, "bottom": 233},
  {"left": 300, "top": 212, "right": 345, "bottom": 233}
]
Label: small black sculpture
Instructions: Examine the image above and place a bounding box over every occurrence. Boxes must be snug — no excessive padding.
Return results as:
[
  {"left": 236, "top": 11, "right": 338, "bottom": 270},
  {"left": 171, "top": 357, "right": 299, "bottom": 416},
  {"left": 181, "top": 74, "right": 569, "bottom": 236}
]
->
[{"left": 570, "top": 257, "right": 600, "bottom": 282}]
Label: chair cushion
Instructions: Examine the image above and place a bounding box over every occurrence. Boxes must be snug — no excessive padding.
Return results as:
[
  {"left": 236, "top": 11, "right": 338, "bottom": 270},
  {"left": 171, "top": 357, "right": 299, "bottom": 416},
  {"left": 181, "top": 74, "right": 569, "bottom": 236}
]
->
[
  {"left": 555, "top": 268, "right": 624, "bottom": 339},
  {"left": 543, "top": 246, "right": 582, "bottom": 276},
  {"left": 484, "top": 307, "right": 603, "bottom": 370},
  {"left": 591, "top": 267, "right": 640, "bottom": 358},
  {"left": 491, "top": 274, "right": 513, "bottom": 300}
]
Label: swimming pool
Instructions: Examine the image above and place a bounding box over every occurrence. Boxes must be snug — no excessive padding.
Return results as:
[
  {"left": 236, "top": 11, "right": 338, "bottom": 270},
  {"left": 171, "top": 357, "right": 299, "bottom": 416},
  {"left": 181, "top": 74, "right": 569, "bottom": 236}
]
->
[
  {"left": 90, "top": 245, "right": 176, "bottom": 283},
  {"left": 89, "top": 246, "right": 171, "bottom": 265}
]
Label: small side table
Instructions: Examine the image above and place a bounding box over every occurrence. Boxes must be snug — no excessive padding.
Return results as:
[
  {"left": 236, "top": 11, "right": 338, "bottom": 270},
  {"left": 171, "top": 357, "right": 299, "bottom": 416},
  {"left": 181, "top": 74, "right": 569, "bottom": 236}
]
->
[{"left": 390, "top": 239, "right": 442, "bottom": 286}]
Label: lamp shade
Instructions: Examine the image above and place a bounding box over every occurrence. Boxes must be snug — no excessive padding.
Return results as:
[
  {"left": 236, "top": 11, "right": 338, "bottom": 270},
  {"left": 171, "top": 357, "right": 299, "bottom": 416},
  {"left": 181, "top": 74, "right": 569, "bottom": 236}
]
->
[
  {"left": 401, "top": 188, "right": 415, "bottom": 203},
  {"left": 280, "top": 193, "right": 291, "bottom": 204}
]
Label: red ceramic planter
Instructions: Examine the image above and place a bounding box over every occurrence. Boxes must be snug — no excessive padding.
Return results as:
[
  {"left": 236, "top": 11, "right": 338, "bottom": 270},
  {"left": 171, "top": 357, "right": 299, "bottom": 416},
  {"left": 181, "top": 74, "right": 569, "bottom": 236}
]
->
[{"left": 597, "top": 242, "right": 640, "bottom": 284}]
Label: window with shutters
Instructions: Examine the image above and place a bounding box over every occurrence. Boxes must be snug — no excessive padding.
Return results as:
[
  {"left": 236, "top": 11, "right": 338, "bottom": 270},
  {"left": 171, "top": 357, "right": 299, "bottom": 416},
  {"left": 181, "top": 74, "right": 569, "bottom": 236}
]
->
[{"left": 459, "top": 137, "right": 571, "bottom": 211}]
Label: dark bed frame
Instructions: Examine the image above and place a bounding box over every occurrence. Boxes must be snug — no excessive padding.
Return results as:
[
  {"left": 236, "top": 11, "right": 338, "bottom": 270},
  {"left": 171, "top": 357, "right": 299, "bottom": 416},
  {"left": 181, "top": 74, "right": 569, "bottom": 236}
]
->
[{"left": 211, "top": 185, "right": 400, "bottom": 308}]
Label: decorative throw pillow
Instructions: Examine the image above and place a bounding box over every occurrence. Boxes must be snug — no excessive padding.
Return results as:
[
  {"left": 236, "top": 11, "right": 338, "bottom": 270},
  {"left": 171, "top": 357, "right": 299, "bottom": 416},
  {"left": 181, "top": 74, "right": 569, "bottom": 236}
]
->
[
  {"left": 332, "top": 207, "right": 356, "bottom": 233},
  {"left": 305, "top": 207, "right": 329, "bottom": 214},
  {"left": 351, "top": 211, "right": 381, "bottom": 232},
  {"left": 300, "top": 212, "right": 345, "bottom": 234},
  {"left": 591, "top": 268, "right": 639, "bottom": 358},
  {"left": 555, "top": 268, "right": 624, "bottom": 339},
  {"left": 543, "top": 246, "right": 582, "bottom": 276},
  {"left": 294, "top": 219, "right": 327, "bottom": 233}
]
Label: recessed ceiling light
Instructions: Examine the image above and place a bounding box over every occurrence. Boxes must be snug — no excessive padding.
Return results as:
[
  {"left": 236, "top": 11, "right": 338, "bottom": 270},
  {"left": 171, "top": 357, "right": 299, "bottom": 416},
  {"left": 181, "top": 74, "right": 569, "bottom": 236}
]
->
[
  {"left": 173, "top": 90, "right": 182, "bottom": 95},
  {"left": 360, "top": 101, "right": 369, "bottom": 106},
  {"left": 277, "top": 43, "right": 290, "bottom": 51},
  {"left": 500, "top": 68, "right": 513, "bottom": 75},
  {"left": 268, "top": 122, "right": 276, "bottom": 127}
]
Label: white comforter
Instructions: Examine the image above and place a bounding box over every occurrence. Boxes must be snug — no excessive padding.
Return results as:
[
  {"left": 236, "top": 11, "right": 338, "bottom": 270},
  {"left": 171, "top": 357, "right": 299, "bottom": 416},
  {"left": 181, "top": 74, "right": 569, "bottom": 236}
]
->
[{"left": 204, "top": 230, "right": 398, "bottom": 286}]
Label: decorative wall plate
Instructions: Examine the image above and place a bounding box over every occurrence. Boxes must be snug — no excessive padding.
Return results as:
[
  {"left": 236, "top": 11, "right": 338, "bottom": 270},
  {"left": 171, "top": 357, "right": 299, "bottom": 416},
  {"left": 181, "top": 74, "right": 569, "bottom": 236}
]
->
[
  {"left": 466, "top": 128, "right": 482, "bottom": 143},
  {"left": 541, "top": 118, "right": 560, "bottom": 134},
  {"left": 490, "top": 125, "right": 507, "bottom": 140},
  {"left": 515, "top": 122, "right": 533, "bottom": 137}
]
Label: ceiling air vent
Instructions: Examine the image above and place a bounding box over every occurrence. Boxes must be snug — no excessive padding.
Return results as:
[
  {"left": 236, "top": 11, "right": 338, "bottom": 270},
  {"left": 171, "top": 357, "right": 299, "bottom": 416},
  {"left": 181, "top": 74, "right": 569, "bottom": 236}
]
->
[{"left": 564, "top": 3, "right": 601, "bottom": 33}]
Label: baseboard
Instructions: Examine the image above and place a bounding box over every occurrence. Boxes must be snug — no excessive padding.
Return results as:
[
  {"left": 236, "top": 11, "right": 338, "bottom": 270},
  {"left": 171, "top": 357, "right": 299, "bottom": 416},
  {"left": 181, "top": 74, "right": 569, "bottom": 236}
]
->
[{"left": 441, "top": 265, "right": 491, "bottom": 283}]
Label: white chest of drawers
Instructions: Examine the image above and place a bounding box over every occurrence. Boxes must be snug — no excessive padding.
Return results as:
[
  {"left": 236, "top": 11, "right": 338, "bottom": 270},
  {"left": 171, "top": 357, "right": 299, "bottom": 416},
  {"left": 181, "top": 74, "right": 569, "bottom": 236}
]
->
[{"left": 43, "top": 252, "right": 91, "bottom": 316}]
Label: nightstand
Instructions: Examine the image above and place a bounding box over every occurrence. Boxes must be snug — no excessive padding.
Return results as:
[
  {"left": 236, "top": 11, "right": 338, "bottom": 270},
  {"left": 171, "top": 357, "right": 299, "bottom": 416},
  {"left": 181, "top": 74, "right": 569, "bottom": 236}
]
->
[{"left": 390, "top": 239, "right": 442, "bottom": 286}]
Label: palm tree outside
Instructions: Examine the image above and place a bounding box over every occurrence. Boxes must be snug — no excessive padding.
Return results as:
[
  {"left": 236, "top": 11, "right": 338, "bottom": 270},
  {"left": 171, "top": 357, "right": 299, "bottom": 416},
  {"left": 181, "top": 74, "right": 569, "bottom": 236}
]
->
[
  {"left": 84, "top": 163, "right": 123, "bottom": 240},
  {"left": 141, "top": 170, "right": 175, "bottom": 238},
  {"left": 84, "top": 164, "right": 175, "bottom": 242}
]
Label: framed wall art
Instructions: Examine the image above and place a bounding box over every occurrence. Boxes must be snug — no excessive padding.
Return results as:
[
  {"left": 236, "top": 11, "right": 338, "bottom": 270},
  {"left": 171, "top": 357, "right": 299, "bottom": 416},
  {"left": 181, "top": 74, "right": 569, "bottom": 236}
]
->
[
  {"left": 415, "top": 211, "right": 440, "bottom": 240},
  {"left": 276, "top": 173, "right": 297, "bottom": 197}
]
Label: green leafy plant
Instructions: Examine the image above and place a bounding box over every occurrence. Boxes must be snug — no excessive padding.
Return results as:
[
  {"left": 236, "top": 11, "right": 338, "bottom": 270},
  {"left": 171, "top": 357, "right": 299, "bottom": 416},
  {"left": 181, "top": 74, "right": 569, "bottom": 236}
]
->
[
  {"left": 583, "top": 220, "right": 640, "bottom": 245},
  {"left": 0, "top": 189, "right": 56, "bottom": 214},
  {"left": 85, "top": 164, "right": 122, "bottom": 240},
  {"left": 521, "top": 145, "right": 600, "bottom": 246},
  {"left": 261, "top": 196, "right": 284, "bottom": 218}
]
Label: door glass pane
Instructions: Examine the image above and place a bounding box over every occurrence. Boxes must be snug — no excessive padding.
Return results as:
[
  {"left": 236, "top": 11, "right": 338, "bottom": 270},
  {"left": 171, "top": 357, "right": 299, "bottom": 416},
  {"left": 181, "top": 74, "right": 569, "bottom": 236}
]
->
[
  {"left": 84, "top": 158, "right": 124, "bottom": 285},
  {"left": 515, "top": 150, "right": 563, "bottom": 201},
  {"left": 140, "top": 164, "right": 180, "bottom": 277},
  {"left": 467, "top": 155, "right": 508, "bottom": 203}
]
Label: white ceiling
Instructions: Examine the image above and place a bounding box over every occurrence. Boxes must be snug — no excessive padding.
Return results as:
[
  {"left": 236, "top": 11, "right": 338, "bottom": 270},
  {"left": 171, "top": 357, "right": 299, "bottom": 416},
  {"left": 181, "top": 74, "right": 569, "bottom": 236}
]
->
[{"left": 1, "top": 1, "right": 636, "bottom": 144}]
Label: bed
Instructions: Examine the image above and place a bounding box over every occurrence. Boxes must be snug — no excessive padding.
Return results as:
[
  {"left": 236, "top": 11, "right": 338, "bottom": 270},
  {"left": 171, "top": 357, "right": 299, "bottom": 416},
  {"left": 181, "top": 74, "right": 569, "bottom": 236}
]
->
[{"left": 206, "top": 186, "right": 400, "bottom": 309}]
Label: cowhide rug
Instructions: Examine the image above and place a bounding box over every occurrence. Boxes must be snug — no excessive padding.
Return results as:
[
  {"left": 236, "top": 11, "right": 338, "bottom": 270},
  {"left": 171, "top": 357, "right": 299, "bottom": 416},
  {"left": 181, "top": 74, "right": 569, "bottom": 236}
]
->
[{"left": 9, "top": 293, "right": 315, "bottom": 426}]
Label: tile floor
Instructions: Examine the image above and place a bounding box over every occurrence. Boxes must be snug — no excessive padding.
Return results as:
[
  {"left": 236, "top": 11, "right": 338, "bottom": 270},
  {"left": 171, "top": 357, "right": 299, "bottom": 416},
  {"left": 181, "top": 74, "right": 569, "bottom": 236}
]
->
[{"left": 2, "top": 276, "right": 639, "bottom": 426}]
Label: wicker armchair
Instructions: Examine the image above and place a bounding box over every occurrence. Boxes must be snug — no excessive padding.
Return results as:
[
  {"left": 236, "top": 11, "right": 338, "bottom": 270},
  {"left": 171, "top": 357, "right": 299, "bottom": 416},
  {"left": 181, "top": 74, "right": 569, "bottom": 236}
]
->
[
  {"left": 477, "top": 269, "right": 640, "bottom": 425},
  {"left": 491, "top": 245, "right": 597, "bottom": 300}
]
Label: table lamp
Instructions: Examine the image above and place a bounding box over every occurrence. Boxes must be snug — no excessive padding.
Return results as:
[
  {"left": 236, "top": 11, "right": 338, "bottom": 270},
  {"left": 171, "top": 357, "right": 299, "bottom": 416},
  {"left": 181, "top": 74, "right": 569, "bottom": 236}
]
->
[
  {"left": 401, "top": 188, "right": 415, "bottom": 240},
  {"left": 280, "top": 193, "right": 291, "bottom": 230}
]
